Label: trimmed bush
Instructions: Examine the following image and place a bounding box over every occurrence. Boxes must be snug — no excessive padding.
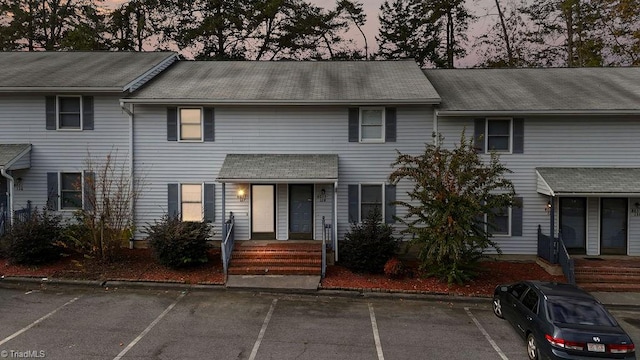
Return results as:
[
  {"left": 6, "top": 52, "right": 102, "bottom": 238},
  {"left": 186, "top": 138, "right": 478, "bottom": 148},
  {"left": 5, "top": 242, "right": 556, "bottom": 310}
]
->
[
  {"left": 145, "top": 215, "right": 211, "bottom": 268},
  {"left": 339, "top": 208, "right": 398, "bottom": 273},
  {"left": 383, "top": 257, "right": 405, "bottom": 278},
  {"left": 0, "top": 208, "right": 63, "bottom": 265}
]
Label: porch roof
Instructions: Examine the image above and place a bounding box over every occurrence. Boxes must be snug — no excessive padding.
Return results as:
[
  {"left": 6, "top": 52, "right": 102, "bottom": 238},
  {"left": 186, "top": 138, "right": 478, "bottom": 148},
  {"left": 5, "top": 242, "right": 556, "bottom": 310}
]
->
[
  {"left": 536, "top": 167, "right": 640, "bottom": 196},
  {"left": 216, "top": 154, "right": 338, "bottom": 183},
  {"left": 0, "top": 144, "right": 31, "bottom": 170}
]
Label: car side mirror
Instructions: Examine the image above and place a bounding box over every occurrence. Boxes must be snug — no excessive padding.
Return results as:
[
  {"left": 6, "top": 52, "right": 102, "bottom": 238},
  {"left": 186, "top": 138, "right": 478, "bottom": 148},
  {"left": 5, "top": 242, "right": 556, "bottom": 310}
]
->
[{"left": 501, "top": 286, "right": 508, "bottom": 292}]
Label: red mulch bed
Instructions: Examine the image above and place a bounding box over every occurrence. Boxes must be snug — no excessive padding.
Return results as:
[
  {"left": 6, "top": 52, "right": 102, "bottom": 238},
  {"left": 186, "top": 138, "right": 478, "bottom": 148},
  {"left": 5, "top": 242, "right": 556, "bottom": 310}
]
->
[
  {"left": 0, "top": 248, "right": 225, "bottom": 285},
  {"left": 1, "top": 250, "right": 563, "bottom": 297},
  {"left": 321, "top": 261, "right": 565, "bottom": 297}
]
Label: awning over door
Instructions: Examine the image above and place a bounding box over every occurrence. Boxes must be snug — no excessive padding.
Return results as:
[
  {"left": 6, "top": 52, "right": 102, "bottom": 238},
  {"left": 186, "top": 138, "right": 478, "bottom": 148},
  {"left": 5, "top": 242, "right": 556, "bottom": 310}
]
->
[
  {"left": 536, "top": 167, "right": 640, "bottom": 196},
  {"left": 0, "top": 144, "right": 31, "bottom": 170},
  {"left": 216, "top": 154, "right": 338, "bottom": 183}
]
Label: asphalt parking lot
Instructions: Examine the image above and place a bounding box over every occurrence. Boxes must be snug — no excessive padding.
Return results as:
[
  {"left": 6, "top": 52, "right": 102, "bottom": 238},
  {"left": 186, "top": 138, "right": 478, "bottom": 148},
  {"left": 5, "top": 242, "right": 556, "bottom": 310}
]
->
[{"left": 0, "top": 286, "right": 638, "bottom": 360}]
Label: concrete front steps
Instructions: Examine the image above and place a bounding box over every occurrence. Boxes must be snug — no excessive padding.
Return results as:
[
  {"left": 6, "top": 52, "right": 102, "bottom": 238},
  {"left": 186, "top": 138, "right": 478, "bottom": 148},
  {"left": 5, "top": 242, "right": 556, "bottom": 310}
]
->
[
  {"left": 575, "top": 259, "right": 640, "bottom": 292},
  {"left": 228, "top": 242, "right": 322, "bottom": 276}
]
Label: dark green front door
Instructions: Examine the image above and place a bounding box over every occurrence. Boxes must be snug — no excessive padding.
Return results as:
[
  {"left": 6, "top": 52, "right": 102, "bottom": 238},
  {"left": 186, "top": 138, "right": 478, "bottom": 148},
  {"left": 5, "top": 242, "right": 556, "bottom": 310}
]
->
[
  {"left": 289, "top": 184, "right": 313, "bottom": 240},
  {"left": 559, "top": 197, "right": 586, "bottom": 255}
]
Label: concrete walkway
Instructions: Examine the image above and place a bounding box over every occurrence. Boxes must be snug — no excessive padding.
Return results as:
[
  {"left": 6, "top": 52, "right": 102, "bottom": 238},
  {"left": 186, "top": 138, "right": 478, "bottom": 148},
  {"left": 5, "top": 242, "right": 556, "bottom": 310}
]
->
[{"left": 225, "top": 275, "right": 321, "bottom": 291}]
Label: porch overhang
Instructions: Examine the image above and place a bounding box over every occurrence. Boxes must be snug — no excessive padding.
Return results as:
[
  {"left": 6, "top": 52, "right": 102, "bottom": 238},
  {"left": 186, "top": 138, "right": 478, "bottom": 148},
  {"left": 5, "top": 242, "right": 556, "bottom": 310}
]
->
[
  {"left": 536, "top": 167, "right": 640, "bottom": 197},
  {"left": 0, "top": 144, "right": 31, "bottom": 170},
  {"left": 216, "top": 154, "right": 338, "bottom": 184}
]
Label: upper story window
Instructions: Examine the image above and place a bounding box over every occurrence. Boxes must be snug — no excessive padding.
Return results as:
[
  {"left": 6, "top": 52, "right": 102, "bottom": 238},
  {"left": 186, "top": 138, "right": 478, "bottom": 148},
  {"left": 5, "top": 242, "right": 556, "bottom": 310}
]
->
[
  {"left": 486, "top": 118, "right": 512, "bottom": 152},
  {"left": 46, "top": 96, "right": 94, "bottom": 131},
  {"left": 359, "top": 107, "right": 385, "bottom": 142},
  {"left": 181, "top": 184, "right": 203, "bottom": 222},
  {"left": 58, "top": 96, "right": 82, "bottom": 129},
  {"left": 179, "top": 108, "right": 203, "bottom": 141},
  {"left": 60, "top": 172, "right": 83, "bottom": 210}
]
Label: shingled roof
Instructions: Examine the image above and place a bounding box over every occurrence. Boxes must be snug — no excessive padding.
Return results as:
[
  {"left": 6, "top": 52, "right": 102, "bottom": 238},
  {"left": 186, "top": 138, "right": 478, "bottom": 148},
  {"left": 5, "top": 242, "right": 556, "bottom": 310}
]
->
[
  {"left": 126, "top": 60, "right": 440, "bottom": 105},
  {"left": 537, "top": 167, "right": 640, "bottom": 196},
  {"left": 424, "top": 67, "right": 640, "bottom": 114},
  {"left": 0, "top": 51, "right": 178, "bottom": 92},
  {"left": 217, "top": 154, "right": 338, "bottom": 183}
]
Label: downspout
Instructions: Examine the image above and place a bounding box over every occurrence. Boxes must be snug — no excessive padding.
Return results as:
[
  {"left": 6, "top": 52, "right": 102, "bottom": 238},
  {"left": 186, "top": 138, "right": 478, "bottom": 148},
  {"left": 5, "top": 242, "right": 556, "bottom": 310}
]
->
[
  {"left": 120, "top": 101, "right": 135, "bottom": 249},
  {"left": 1, "top": 167, "right": 14, "bottom": 226},
  {"left": 433, "top": 108, "right": 439, "bottom": 145},
  {"left": 334, "top": 181, "right": 338, "bottom": 262}
]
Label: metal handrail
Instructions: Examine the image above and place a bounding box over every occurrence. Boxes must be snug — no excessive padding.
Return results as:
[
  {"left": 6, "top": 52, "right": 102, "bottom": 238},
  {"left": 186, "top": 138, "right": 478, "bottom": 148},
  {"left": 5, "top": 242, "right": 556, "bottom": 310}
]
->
[
  {"left": 537, "top": 225, "right": 553, "bottom": 263},
  {"left": 221, "top": 212, "right": 235, "bottom": 276},
  {"left": 321, "top": 216, "right": 327, "bottom": 278},
  {"left": 557, "top": 234, "right": 575, "bottom": 284}
]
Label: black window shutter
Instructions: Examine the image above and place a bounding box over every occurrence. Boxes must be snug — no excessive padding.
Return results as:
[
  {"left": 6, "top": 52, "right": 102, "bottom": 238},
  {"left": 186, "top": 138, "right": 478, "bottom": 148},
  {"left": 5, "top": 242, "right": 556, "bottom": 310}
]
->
[
  {"left": 385, "top": 107, "right": 397, "bottom": 142},
  {"left": 204, "top": 183, "right": 215, "bottom": 222},
  {"left": 82, "top": 96, "right": 94, "bottom": 130},
  {"left": 83, "top": 171, "right": 95, "bottom": 211},
  {"left": 203, "top": 108, "right": 215, "bottom": 142},
  {"left": 348, "top": 108, "right": 359, "bottom": 142},
  {"left": 167, "top": 107, "right": 178, "bottom": 141},
  {"left": 46, "top": 96, "right": 56, "bottom": 130},
  {"left": 512, "top": 197, "right": 523, "bottom": 236},
  {"left": 385, "top": 184, "right": 396, "bottom": 224},
  {"left": 47, "top": 172, "right": 58, "bottom": 210},
  {"left": 348, "top": 184, "right": 359, "bottom": 223},
  {"left": 168, "top": 183, "right": 179, "bottom": 218},
  {"left": 513, "top": 118, "right": 524, "bottom": 154},
  {"left": 474, "top": 118, "right": 485, "bottom": 153}
]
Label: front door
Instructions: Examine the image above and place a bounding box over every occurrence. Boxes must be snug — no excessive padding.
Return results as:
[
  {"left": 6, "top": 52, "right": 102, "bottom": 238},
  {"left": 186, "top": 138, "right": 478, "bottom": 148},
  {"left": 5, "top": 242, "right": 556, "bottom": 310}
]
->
[
  {"left": 289, "top": 184, "right": 313, "bottom": 240},
  {"left": 559, "top": 197, "right": 586, "bottom": 254},
  {"left": 601, "top": 198, "right": 627, "bottom": 255},
  {"left": 251, "top": 184, "right": 275, "bottom": 239}
]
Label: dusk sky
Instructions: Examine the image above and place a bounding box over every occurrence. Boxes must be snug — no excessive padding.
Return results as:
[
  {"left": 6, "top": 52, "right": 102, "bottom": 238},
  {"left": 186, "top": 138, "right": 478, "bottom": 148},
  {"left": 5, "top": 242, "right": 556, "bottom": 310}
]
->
[{"left": 107, "top": 0, "right": 505, "bottom": 66}]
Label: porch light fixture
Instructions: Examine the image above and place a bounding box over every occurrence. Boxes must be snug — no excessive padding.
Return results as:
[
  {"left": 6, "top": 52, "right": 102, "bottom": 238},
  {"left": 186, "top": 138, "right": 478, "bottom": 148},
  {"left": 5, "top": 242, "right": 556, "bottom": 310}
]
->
[
  {"left": 545, "top": 200, "right": 552, "bottom": 215},
  {"left": 317, "top": 188, "right": 327, "bottom": 202},
  {"left": 237, "top": 188, "right": 247, "bottom": 202}
]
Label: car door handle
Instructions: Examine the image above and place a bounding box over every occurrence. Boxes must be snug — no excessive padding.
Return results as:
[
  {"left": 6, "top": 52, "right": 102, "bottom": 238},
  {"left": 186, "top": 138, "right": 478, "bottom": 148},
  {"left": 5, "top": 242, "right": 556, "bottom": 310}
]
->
[{"left": 527, "top": 316, "right": 533, "bottom": 321}]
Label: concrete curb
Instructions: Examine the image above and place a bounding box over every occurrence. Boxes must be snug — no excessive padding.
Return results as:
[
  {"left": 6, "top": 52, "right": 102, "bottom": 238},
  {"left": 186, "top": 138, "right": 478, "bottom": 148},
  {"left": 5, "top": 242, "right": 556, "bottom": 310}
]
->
[{"left": 0, "top": 276, "right": 103, "bottom": 287}]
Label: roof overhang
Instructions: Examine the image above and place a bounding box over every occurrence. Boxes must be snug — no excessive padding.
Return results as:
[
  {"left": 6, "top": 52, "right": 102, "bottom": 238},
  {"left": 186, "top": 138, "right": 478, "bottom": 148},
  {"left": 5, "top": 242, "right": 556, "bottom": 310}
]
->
[
  {"left": 0, "top": 87, "right": 124, "bottom": 94},
  {"left": 120, "top": 99, "right": 440, "bottom": 106},
  {"left": 0, "top": 144, "right": 32, "bottom": 170},
  {"left": 217, "top": 154, "right": 339, "bottom": 183},
  {"left": 536, "top": 167, "right": 640, "bottom": 197},
  {"left": 437, "top": 110, "right": 640, "bottom": 117}
]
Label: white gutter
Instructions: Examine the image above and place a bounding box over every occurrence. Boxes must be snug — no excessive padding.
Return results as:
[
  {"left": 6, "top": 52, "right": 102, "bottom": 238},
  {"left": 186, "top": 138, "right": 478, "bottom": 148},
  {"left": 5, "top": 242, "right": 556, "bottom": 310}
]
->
[
  {"left": 437, "top": 110, "right": 640, "bottom": 116},
  {"left": 217, "top": 178, "right": 339, "bottom": 184},
  {"left": 1, "top": 167, "right": 14, "bottom": 226},
  {"left": 120, "top": 99, "right": 442, "bottom": 106},
  {"left": 0, "top": 87, "right": 123, "bottom": 93},
  {"left": 120, "top": 102, "right": 135, "bottom": 248}
]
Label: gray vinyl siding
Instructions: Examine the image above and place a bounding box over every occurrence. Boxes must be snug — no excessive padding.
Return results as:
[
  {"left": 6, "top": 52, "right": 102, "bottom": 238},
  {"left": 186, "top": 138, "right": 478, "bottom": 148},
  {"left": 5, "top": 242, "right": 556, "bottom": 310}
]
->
[
  {"left": 629, "top": 197, "right": 640, "bottom": 256},
  {"left": 315, "top": 184, "right": 334, "bottom": 240},
  {"left": 587, "top": 197, "right": 599, "bottom": 255},
  {"left": 9, "top": 153, "right": 30, "bottom": 170},
  {"left": 132, "top": 105, "right": 433, "bottom": 241},
  {"left": 438, "top": 115, "right": 640, "bottom": 255},
  {"left": 0, "top": 95, "right": 130, "bottom": 214}
]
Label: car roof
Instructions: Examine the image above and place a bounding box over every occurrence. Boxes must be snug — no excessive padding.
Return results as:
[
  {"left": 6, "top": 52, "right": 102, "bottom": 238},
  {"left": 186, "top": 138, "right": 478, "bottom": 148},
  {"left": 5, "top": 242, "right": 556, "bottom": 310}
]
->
[{"left": 526, "top": 281, "right": 596, "bottom": 301}]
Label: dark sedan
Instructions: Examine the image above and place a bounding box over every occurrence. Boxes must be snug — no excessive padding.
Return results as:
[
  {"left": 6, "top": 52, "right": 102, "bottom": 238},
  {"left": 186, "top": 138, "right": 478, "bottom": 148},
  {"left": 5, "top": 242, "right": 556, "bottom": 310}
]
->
[{"left": 493, "top": 281, "right": 635, "bottom": 360}]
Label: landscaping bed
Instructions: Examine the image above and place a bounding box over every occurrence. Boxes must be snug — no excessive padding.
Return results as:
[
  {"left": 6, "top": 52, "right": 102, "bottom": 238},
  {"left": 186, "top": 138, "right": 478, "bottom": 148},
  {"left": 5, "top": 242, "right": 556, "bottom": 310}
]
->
[{"left": 1, "top": 248, "right": 564, "bottom": 296}]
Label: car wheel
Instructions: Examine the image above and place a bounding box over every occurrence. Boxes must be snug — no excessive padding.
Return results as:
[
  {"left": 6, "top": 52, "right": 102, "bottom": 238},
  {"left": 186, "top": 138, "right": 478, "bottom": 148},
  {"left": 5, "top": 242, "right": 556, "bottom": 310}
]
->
[
  {"left": 527, "top": 334, "right": 539, "bottom": 360},
  {"left": 492, "top": 296, "right": 504, "bottom": 319}
]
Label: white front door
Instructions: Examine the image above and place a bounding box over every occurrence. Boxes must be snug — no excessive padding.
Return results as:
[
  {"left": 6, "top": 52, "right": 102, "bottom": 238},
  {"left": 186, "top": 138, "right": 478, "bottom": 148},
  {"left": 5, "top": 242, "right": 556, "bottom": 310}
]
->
[{"left": 251, "top": 184, "right": 275, "bottom": 239}]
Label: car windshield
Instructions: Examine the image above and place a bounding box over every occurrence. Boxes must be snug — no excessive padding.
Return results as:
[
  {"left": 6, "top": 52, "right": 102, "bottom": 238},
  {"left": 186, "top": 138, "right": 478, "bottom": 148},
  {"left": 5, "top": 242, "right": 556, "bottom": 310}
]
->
[{"left": 547, "top": 299, "right": 617, "bottom": 326}]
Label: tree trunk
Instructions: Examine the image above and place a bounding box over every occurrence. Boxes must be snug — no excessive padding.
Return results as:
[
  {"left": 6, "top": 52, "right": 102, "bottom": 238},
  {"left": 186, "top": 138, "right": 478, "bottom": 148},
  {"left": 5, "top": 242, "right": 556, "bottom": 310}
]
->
[{"left": 494, "top": 0, "right": 514, "bottom": 66}]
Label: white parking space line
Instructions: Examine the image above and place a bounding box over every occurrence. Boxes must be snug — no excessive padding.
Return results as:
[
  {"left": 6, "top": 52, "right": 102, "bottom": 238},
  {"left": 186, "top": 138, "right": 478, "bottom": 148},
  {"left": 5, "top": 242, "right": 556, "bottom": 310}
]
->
[
  {"left": 465, "top": 307, "right": 509, "bottom": 360},
  {"left": 249, "top": 299, "right": 278, "bottom": 360},
  {"left": 113, "top": 292, "right": 186, "bottom": 360},
  {"left": 0, "top": 296, "right": 80, "bottom": 346},
  {"left": 368, "top": 303, "right": 385, "bottom": 360}
]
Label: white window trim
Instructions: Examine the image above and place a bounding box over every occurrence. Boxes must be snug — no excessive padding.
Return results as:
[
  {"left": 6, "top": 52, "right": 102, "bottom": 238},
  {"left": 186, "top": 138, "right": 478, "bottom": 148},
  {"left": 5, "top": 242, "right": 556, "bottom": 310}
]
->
[
  {"left": 180, "top": 183, "right": 204, "bottom": 222},
  {"left": 359, "top": 183, "right": 385, "bottom": 222},
  {"left": 178, "top": 107, "right": 204, "bottom": 142},
  {"left": 359, "top": 107, "right": 385, "bottom": 143},
  {"left": 485, "top": 206, "right": 512, "bottom": 237},
  {"left": 58, "top": 171, "right": 83, "bottom": 211},
  {"left": 485, "top": 117, "right": 513, "bottom": 154},
  {"left": 56, "top": 95, "right": 83, "bottom": 131}
]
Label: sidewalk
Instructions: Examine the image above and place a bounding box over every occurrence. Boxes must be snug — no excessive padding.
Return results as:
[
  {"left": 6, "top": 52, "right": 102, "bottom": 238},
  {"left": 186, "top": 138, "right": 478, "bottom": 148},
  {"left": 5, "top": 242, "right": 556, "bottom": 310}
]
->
[{"left": 592, "top": 292, "right": 640, "bottom": 309}]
